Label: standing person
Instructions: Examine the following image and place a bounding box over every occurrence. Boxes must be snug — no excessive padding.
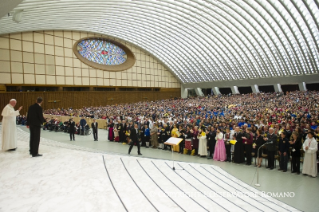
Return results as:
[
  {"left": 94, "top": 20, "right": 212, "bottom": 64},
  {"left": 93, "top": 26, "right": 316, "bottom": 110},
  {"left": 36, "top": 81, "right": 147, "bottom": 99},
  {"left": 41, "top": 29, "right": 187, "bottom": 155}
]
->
[
  {"left": 107, "top": 119, "right": 114, "bottom": 141},
  {"left": 150, "top": 123, "right": 158, "bottom": 148},
  {"left": 223, "top": 128, "right": 232, "bottom": 162},
  {"left": 113, "top": 124, "right": 119, "bottom": 142},
  {"left": 198, "top": 128, "right": 208, "bottom": 157},
  {"left": 278, "top": 131, "right": 289, "bottom": 172},
  {"left": 302, "top": 131, "right": 318, "bottom": 177},
  {"left": 254, "top": 129, "right": 265, "bottom": 167},
  {"left": 243, "top": 128, "right": 253, "bottom": 165},
  {"left": 128, "top": 124, "right": 142, "bottom": 155},
  {"left": 213, "top": 128, "right": 227, "bottom": 161},
  {"left": 91, "top": 119, "right": 98, "bottom": 141},
  {"left": 192, "top": 126, "right": 199, "bottom": 155},
  {"left": 144, "top": 124, "right": 150, "bottom": 148},
  {"left": 163, "top": 123, "right": 170, "bottom": 150},
  {"left": 233, "top": 127, "right": 245, "bottom": 164},
  {"left": 289, "top": 132, "right": 302, "bottom": 174},
  {"left": 207, "top": 126, "right": 216, "bottom": 159},
  {"left": 158, "top": 125, "right": 165, "bottom": 149},
  {"left": 178, "top": 125, "right": 185, "bottom": 153},
  {"left": 264, "top": 128, "right": 277, "bottom": 170},
  {"left": 27, "top": 97, "right": 45, "bottom": 157},
  {"left": 120, "top": 120, "right": 127, "bottom": 143},
  {"left": 1, "top": 99, "right": 23, "bottom": 151},
  {"left": 68, "top": 118, "right": 75, "bottom": 141},
  {"left": 140, "top": 124, "right": 146, "bottom": 147},
  {"left": 79, "top": 117, "right": 87, "bottom": 135}
]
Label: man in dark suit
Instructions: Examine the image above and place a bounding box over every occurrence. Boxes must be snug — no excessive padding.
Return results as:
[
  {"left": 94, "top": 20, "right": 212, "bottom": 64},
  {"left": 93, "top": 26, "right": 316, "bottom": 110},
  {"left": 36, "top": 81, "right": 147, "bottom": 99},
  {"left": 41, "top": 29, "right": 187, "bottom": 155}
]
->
[
  {"left": 207, "top": 127, "right": 216, "bottom": 159},
  {"left": 163, "top": 123, "right": 171, "bottom": 150},
  {"left": 27, "top": 97, "right": 45, "bottom": 157},
  {"left": 91, "top": 119, "right": 98, "bottom": 141},
  {"left": 278, "top": 131, "right": 289, "bottom": 172},
  {"left": 128, "top": 124, "right": 142, "bottom": 155},
  {"left": 264, "top": 128, "right": 277, "bottom": 170},
  {"left": 233, "top": 127, "right": 245, "bottom": 163},
  {"left": 68, "top": 118, "right": 75, "bottom": 141}
]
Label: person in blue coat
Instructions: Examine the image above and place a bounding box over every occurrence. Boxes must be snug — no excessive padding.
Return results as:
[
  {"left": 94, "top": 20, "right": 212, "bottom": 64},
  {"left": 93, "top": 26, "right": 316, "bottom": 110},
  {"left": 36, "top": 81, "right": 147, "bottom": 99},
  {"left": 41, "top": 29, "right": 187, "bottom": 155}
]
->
[{"left": 80, "top": 117, "right": 87, "bottom": 135}]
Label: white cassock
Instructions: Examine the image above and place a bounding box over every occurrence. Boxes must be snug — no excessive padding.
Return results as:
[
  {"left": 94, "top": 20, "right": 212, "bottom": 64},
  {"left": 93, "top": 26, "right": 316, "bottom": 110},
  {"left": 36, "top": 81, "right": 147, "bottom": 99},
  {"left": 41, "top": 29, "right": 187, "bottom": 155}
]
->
[
  {"left": 302, "top": 137, "right": 318, "bottom": 177},
  {"left": 198, "top": 135, "right": 207, "bottom": 156},
  {"left": 1, "top": 104, "right": 20, "bottom": 150}
]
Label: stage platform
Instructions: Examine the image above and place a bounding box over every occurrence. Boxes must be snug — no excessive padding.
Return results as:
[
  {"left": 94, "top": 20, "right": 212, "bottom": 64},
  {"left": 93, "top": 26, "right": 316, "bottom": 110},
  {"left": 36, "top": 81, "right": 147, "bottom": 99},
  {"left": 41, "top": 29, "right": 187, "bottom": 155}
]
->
[{"left": 0, "top": 127, "right": 306, "bottom": 211}]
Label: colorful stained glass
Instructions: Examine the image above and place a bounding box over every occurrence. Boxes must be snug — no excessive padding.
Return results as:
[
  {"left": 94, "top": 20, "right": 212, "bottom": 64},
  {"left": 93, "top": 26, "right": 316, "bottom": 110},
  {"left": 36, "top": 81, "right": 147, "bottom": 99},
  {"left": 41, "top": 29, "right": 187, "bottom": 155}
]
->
[{"left": 77, "top": 39, "right": 127, "bottom": 65}]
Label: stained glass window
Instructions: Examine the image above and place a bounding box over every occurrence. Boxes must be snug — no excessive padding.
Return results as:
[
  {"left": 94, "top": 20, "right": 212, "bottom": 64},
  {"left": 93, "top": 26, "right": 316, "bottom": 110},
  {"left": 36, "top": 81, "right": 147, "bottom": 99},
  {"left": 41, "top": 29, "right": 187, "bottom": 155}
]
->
[{"left": 77, "top": 39, "right": 127, "bottom": 65}]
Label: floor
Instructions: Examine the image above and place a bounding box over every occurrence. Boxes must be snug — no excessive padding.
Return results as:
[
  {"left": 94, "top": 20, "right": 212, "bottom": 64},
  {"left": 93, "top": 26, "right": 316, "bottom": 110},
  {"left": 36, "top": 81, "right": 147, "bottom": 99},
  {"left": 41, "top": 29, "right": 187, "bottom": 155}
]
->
[{"left": 0, "top": 126, "right": 317, "bottom": 212}]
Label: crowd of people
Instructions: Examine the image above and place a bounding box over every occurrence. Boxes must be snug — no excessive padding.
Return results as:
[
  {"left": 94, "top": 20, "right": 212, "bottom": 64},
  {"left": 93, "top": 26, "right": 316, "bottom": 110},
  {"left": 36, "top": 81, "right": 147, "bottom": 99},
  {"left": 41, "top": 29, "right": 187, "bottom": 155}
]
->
[
  {"left": 41, "top": 117, "right": 91, "bottom": 136},
  {"left": 42, "top": 90, "right": 319, "bottom": 177}
]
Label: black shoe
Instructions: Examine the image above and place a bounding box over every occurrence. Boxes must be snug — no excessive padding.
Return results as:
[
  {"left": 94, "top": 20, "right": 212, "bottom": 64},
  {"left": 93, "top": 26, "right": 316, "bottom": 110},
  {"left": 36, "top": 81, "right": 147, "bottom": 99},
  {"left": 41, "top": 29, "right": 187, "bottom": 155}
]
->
[
  {"left": 8, "top": 148, "right": 17, "bottom": 151},
  {"left": 278, "top": 169, "right": 283, "bottom": 171},
  {"left": 138, "top": 153, "right": 142, "bottom": 155},
  {"left": 283, "top": 170, "right": 287, "bottom": 172},
  {"left": 128, "top": 151, "right": 130, "bottom": 155},
  {"left": 270, "top": 167, "right": 274, "bottom": 170},
  {"left": 32, "top": 154, "right": 42, "bottom": 157}
]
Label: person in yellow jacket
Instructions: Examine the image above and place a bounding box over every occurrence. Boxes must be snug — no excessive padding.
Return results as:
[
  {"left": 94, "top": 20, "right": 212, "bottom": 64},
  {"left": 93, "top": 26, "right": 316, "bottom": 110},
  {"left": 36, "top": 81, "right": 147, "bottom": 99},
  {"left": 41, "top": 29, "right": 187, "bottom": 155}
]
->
[{"left": 171, "top": 124, "right": 180, "bottom": 152}]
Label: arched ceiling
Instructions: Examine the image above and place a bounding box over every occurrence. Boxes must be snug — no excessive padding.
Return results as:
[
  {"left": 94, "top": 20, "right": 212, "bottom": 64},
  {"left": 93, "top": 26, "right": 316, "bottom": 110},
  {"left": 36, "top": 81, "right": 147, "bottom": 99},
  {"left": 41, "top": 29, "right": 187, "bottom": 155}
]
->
[{"left": 0, "top": 0, "right": 318, "bottom": 84}]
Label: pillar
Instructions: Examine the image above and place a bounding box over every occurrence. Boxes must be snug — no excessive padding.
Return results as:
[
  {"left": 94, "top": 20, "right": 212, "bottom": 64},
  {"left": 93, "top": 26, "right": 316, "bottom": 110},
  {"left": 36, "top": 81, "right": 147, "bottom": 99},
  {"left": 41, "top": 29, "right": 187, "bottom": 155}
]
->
[
  {"left": 251, "top": 84, "right": 259, "bottom": 93},
  {"left": 298, "top": 82, "right": 307, "bottom": 91},
  {"left": 181, "top": 85, "right": 188, "bottom": 98},
  {"left": 195, "top": 88, "right": 204, "bottom": 96},
  {"left": 211, "top": 87, "right": 221, "bottom": 95},
  {"left": 231, "top": 86, "right": 240, "bottom": 94},
  {"left": 274, "top": 84, "right": 282, "bottom": 92}
]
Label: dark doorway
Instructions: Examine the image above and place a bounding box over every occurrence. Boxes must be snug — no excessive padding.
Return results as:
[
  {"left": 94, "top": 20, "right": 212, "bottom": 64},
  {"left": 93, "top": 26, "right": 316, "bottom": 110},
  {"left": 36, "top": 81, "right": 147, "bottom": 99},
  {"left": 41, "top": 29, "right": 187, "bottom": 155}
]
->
[
  {"left": 259, "top": 85, "right": 275, "bottom": 93},
  {"left": 219, "top": 87, "right": 232, "bottom": 95},
  {"left": 306, "top": 83, "right": 319, "bottom": 91},
  {"left": 238, "top": 86, "right": 252, "bottom": 94},
  {"left": 281, "top": 84, "right": 299, "bottom": 93}
]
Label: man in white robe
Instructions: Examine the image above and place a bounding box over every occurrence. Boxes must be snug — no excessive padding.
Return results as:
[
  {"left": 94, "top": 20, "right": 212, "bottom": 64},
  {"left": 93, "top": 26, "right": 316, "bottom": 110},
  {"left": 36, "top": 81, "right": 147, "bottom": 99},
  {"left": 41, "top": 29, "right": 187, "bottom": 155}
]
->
[
  {"left": 302, "top": 131, "right": 318, "bottom": 177},
  {"left": 1, "top": 99, "right": 23, "bottom": 151}
]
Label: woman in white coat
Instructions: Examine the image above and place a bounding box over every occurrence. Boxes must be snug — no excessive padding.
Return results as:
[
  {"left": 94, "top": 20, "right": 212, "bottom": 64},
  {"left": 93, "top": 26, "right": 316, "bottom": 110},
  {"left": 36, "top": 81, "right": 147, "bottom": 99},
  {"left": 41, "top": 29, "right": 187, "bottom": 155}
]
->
[{"left": 302, "top": 131, "right": 318, "bottom": 177}]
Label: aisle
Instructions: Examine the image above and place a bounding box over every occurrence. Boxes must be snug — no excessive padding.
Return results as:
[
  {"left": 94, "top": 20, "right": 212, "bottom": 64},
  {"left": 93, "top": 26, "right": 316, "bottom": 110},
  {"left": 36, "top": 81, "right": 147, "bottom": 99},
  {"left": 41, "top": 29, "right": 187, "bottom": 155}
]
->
[{"left": 0, "top": 127, "right": 300, "bottom": 212}]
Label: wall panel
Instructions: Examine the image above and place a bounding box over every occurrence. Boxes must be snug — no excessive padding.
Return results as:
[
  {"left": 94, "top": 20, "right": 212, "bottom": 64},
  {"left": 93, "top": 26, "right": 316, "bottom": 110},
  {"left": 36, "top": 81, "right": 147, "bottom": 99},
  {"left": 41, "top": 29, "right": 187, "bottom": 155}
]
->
[{"left": 0, "top": 31, "right": 181, "bottom": 89}]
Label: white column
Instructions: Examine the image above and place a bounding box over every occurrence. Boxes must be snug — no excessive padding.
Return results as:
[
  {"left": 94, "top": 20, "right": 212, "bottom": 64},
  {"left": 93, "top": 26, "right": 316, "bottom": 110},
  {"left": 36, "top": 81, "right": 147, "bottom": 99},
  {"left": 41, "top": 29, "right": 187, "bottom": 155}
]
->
[
  {"left": 231, "top": 86, "right": 240, "bottom": 94},
  {"left": 298, "top": 82, "right": 307, "bottom": 91},
  {"left": 251, "top": 84, "right": 259, "bottom": 93},
  {"left": 212, "top": 87, "right": 221, "bottom": 95},
  {"left": 195, "top": 88, "right": 204, "bottom": 96},
  {"left": 181, "top": 85, "right": 188, "bottom": 98},
  {"left": 274, "top": 84, "right": 282, "bottom": 92}
]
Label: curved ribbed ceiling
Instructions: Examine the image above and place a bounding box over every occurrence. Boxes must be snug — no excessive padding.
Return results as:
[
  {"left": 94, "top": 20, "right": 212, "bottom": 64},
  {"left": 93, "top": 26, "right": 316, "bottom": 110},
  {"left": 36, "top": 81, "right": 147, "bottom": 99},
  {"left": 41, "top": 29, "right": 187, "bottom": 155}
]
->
[{"left": 0, "top": 0, "right": 318, "bottom": 84}]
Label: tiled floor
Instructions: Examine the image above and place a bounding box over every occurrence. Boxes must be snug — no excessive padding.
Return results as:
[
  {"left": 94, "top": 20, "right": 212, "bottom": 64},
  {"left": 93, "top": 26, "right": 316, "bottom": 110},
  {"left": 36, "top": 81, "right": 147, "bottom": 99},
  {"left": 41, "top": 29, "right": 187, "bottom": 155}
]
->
[{"left": 0, "top": 126, "right": 317, "bottom": 211}]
